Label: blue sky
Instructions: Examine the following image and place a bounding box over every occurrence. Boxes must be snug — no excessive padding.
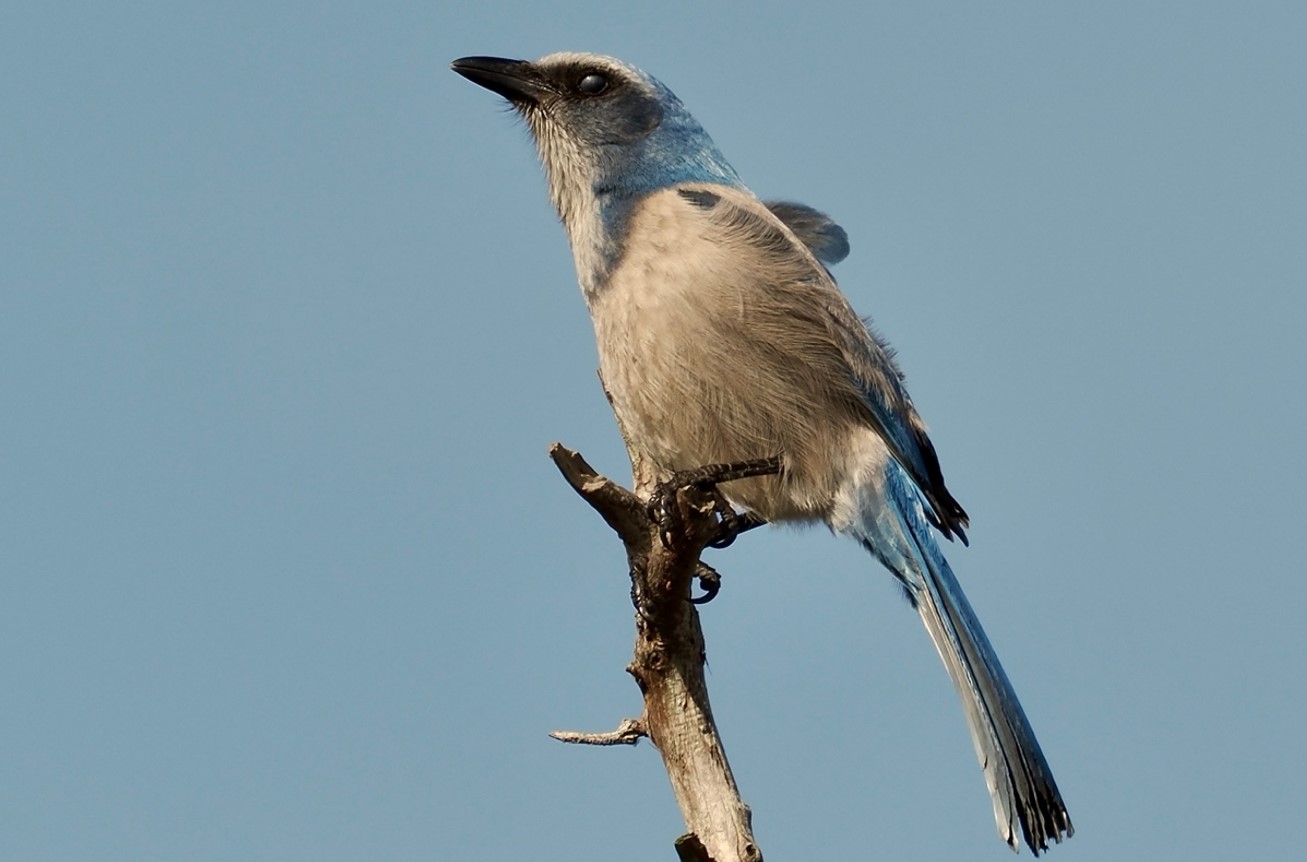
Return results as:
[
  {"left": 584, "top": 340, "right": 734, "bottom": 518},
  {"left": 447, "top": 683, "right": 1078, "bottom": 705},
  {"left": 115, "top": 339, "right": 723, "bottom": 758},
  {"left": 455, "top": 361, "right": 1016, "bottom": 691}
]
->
[{"left": 3, "top": 2, "right": 1305, "bottom": 859}]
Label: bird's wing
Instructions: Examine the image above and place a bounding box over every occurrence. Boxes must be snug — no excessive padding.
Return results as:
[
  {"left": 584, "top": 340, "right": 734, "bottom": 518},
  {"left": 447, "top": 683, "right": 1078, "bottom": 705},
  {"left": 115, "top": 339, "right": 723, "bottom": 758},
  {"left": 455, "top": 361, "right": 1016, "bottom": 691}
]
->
[
  {"left": 764, "top": 201, "right": 850, "bottom": 265},
  {"left": 679, "top": 185, "right": 969, "bottom": 541}
]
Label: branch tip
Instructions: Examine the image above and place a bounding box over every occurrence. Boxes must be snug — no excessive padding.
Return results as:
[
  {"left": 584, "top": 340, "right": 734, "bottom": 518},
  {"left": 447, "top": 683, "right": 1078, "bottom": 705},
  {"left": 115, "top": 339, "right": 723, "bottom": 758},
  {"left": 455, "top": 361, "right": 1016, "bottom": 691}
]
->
[
  {"left": 549, "top": 441, "right": 649, "bottom": 542},
  {"left": 549, "top": 717, "right": 647, "bottom": 746}
]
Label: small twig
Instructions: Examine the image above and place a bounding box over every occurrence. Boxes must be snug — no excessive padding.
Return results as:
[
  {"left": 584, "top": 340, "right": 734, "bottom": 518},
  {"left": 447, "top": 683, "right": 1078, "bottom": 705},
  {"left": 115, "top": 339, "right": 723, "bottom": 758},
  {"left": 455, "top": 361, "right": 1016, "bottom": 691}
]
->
[{"left": 549, "top": 717, "right": 648, "bottom": 746}]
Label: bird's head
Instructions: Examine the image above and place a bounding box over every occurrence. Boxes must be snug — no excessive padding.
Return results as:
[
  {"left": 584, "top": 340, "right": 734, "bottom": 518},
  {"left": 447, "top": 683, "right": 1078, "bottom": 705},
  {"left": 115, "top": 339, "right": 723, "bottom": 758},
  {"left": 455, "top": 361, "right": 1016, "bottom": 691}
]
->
[{"left": 452, "top": 52, "right": 742, "bottom": 227}]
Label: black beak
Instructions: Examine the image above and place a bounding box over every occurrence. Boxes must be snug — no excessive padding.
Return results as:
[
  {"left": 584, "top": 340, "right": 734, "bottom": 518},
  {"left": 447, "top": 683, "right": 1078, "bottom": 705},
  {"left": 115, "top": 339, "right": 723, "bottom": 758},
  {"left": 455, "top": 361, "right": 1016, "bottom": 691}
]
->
[{"left": 451, "top": 56, "right": 552, "bottom": 104}]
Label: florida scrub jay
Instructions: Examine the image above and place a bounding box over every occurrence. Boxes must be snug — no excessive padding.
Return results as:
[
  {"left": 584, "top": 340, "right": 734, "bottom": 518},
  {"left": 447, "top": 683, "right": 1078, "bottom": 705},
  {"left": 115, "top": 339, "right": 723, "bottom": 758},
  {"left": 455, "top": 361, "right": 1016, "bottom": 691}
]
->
[{"left": 452, "top": 52, "right": 1072, "bottom": 855}]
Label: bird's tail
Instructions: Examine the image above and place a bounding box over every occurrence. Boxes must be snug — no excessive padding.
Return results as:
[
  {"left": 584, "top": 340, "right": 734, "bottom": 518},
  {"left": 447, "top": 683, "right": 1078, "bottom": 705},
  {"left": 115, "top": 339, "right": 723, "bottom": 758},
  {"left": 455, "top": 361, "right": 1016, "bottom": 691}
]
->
[{"left": 839, "top": 462, "right": 1073, "bottom": 854}]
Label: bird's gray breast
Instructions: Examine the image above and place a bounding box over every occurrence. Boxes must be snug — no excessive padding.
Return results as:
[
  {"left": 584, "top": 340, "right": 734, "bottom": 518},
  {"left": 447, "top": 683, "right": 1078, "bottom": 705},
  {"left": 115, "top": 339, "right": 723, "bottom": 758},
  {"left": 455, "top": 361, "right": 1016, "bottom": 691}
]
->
[
  {"left": 585, "top": 186, "right": 870, "bottom": 521},
  {"left": 589, "top": 189, "right": 733, "bottom": 470}
]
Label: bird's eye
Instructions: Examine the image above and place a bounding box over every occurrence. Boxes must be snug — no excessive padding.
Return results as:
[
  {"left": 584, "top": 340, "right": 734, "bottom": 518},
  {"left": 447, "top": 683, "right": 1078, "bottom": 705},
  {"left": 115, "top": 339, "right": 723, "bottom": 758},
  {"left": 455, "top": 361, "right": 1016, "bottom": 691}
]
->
[{"left": 576, "top": 72, "right": 609, "bottom": 95}]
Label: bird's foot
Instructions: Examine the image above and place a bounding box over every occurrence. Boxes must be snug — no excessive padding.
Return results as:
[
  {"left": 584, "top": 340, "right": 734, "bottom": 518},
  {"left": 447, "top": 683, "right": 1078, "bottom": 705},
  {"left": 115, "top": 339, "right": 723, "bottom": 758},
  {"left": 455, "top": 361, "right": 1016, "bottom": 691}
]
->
[
  {"left": 646, "top": 456, "right": 782, "bottom": 550},
  {"left": 708, "top": 509, "right": 768, "bottom": 549}
]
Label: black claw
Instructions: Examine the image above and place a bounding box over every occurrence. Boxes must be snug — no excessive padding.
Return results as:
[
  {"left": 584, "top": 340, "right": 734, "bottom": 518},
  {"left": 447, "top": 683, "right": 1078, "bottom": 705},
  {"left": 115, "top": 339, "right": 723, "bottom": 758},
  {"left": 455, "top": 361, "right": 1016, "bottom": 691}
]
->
[
  {"left": 708, "top": 498, "right": 741, "bottom": 548},
  {"left": 708, "top": 531, "right": 738, "bottom": 550},
  {"left": 709, "top": 511, "right": 767, "bottom": 549},
  {"left": 647, "top": 482, "right": 684, "bottom": 549},
  {"left": 690, "top": 563, "right": 721, "bottom": 604}
]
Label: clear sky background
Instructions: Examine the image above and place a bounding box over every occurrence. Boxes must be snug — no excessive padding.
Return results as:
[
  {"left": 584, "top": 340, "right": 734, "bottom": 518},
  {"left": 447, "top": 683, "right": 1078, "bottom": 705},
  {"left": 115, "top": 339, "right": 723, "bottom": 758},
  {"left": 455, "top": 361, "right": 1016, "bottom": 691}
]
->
[{"left": 3, "top": 2, "right": 1305, "bottom": 860}]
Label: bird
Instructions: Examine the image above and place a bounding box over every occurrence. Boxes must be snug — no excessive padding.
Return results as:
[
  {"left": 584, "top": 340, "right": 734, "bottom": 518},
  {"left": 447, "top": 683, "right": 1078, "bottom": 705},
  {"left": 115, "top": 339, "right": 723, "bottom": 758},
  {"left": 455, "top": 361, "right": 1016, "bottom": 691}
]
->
[{"left": 451, "top": 51, "right": 1073, "bottom": 855}]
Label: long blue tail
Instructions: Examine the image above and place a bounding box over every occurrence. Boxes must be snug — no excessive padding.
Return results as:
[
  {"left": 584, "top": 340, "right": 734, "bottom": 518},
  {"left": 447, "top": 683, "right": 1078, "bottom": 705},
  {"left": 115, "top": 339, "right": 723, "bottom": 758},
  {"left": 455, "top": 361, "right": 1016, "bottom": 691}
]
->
[{"left": 841, "top": 461, "right": 1073, "bottom": 854}]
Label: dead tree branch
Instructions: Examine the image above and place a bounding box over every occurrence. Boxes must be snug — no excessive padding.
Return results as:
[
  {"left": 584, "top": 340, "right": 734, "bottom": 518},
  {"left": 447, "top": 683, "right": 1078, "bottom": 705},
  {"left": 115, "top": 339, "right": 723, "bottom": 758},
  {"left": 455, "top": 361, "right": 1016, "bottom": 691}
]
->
[
  {"left": 548, "top": 442, "right": 765, "bottom": 862},
  {"left": 549, "top": 717, "right": 647, "bottom": 746}
]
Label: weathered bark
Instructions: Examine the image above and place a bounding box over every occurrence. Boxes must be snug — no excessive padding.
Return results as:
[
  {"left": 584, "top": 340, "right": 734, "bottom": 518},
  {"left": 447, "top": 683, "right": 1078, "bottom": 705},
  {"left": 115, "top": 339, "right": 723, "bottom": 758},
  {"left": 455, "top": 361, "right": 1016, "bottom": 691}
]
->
[{"left": 549, "top": 443, "right": 762, "bottom": 862}]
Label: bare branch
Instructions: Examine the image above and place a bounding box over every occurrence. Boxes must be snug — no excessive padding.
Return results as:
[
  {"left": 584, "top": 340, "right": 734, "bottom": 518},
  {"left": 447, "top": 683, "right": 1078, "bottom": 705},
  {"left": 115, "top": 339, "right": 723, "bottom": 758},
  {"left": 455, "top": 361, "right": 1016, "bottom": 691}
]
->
[
  {"left": 549, "top": 441, "right": 764, "bottom": 862},
  {"left": 548, "top": 442, "right": 648, "bottom": 546},
  {"left": 549, "top": 717, "right": 647, "bottom": 746}
]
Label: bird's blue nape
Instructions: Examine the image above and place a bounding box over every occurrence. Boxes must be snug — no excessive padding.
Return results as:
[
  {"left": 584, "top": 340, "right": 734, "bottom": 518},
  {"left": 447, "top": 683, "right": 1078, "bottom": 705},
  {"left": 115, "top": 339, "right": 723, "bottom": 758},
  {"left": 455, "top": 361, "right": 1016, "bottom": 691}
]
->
[
  {"left": 593, "top": 77, "right": 742, "bottom": 217},
  {"left": 633, "top": 78, "right": 742, "bottom": 186},
  {"left": 588, "top": 77, "right": 743, "bottom": 264}
]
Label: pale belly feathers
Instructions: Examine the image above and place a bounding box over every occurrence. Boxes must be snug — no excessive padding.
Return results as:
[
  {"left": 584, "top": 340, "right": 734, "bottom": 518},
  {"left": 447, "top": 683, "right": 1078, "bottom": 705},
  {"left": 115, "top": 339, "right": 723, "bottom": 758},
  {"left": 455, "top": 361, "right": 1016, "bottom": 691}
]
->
[{"left": 585, "top": 186, "right": 889, "bottom": 523}]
